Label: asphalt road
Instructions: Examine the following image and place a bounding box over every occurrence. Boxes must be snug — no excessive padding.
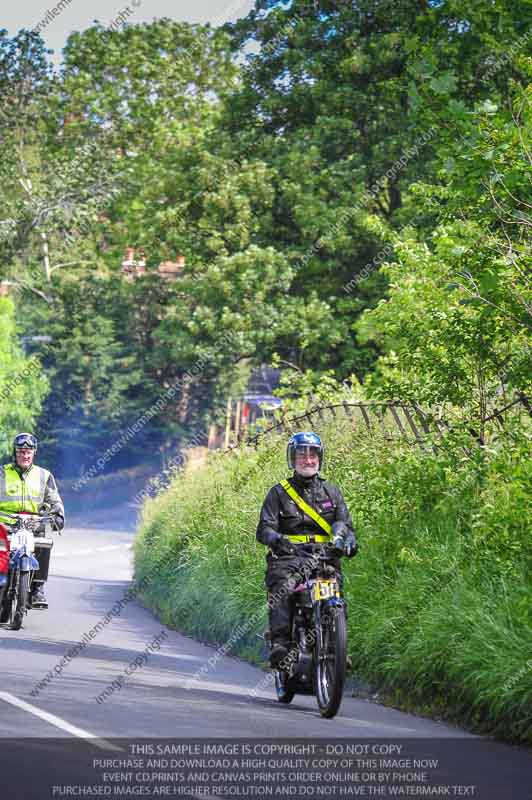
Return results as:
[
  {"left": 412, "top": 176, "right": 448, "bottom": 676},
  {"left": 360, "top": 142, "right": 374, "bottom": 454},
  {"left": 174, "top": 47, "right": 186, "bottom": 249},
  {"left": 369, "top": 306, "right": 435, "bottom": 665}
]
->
[{"left": 0, "top": 523, "right": 530, "bottom": 799}]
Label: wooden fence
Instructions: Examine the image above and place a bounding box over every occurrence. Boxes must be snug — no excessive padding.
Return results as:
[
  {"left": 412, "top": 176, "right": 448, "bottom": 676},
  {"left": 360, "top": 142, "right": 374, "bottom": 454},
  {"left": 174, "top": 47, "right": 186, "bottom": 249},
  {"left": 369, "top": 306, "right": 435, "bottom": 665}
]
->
[{"left": 213, "top": 393, "right": 532, "bottom": 453}]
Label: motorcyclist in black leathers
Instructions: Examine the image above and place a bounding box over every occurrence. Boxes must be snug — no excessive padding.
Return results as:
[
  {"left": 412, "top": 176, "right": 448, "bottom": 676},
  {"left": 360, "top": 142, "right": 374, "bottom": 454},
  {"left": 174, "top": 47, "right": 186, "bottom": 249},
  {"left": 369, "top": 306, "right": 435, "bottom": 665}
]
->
[{"left": 256, "top": 431, "right": 357, "bottom": 668}]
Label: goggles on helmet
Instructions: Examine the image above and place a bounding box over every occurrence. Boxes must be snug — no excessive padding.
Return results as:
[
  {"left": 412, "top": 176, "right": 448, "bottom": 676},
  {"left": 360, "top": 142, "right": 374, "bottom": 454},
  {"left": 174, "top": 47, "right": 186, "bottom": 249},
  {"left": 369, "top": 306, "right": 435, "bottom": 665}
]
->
[
  {"left": 14, "top": 433, "right": 38, "bottom": 450},
  {"left": 294, "top": 445, "right": 321, "bottom": 458}
]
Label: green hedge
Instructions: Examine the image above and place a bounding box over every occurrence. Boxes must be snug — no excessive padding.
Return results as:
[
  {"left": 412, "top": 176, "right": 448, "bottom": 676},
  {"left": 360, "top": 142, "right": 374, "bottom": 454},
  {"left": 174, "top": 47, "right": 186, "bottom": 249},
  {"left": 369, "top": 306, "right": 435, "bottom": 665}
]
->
[{"left": 134, "top": 418, "right": 532, "bottom": 743}]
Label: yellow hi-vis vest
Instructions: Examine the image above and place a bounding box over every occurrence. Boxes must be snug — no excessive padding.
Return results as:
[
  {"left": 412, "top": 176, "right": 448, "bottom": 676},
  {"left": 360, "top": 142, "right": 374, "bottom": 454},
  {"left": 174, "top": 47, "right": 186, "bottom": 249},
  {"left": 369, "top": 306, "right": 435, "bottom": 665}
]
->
[
  {"left": 280, "top": 479, "right": 332, "bottom": 543},
  {"left": 0, "top": 463, "right": 50, "bottom": 514}
]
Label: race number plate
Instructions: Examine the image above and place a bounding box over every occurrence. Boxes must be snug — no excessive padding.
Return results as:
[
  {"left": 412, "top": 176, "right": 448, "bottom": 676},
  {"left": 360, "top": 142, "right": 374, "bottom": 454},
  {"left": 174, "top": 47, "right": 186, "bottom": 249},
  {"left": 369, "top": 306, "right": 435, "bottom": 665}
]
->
[
  {"left": 8, "top": 530, "right": 34, "bottom": 553},
  {"left": 311, "top": 579, "right": 340, "bottom": 602}
]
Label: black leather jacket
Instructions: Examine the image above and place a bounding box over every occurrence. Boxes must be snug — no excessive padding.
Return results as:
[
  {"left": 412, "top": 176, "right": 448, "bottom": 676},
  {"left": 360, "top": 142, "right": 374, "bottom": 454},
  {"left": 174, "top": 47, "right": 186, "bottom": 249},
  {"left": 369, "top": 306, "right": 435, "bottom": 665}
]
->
[{"left": 256, "top": 472, "right": 355, "bottom": 548}]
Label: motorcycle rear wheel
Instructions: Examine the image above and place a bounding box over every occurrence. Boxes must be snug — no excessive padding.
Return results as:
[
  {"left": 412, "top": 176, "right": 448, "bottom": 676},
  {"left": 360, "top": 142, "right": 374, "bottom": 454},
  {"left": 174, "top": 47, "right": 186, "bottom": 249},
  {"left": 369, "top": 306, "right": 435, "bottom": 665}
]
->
[
  {"left": 8, "top": 570, "right": 29, "bottom": 631},
  {"left": 315, "top": 606, "right": 347, "bottom": 718}
]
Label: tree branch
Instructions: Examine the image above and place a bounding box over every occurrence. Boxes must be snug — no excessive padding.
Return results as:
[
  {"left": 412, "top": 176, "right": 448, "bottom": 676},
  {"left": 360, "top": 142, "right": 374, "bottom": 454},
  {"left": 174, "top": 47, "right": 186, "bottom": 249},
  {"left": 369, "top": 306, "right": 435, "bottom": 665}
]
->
[
  {"left": 9, "top": 278, "right": 53, "bottom": 303},
  {"left": 49, "top": 260, "right": 91, "bottom": 273},
  {"left": 455, "top": 279, "right": 532, "bottom": 329}
]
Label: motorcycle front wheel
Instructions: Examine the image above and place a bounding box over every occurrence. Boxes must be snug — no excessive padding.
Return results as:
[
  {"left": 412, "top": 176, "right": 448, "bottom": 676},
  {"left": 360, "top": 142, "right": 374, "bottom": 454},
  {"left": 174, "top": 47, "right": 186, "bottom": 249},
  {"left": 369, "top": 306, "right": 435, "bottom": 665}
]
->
[
  {"left": 8, "top": 570, "right": 29, "bottom": 630},
  {"left": 0, "top": 584, "right": 9, "bottom": 623},
  {"left": 275, "top": 670, "right": 295, "bottom": 704},
  {"left": 315, "top": 606, "right": 347, "bottom": 718}
]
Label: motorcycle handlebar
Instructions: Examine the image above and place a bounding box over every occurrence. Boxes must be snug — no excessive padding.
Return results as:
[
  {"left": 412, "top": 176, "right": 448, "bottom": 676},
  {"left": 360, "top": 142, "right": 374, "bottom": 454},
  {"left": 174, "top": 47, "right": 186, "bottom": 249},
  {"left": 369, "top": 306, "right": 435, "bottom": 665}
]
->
[
  {"left": 298, "top": 542, "right": 344, "bottom": 558},
  {"left": 0, "top": 512, "right": 58, "bottom": 529}
]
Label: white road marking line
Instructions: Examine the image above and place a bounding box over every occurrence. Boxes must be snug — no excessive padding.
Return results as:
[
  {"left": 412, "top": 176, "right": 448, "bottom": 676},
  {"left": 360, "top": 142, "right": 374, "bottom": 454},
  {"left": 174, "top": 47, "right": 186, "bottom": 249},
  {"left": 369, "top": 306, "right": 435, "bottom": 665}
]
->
[
  {"left": 97, "top": 544, "right": 133, "bottom": 552},
  {"left": 54, "top": 544, "right": 133, "bottom": 558},
  {"left": 0, "top": 692, "right": 122, "bottom": 751}
]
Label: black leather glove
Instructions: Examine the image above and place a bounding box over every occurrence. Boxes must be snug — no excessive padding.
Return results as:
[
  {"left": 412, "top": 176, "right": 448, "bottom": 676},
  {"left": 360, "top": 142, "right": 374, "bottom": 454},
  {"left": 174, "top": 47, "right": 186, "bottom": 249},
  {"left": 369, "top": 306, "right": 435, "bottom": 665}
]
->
[
  {"left": 271, "top": 535, "right": 296, "bottom": 557},
  {"left": 331, "top": 521, "right": 357, "bottom": 558},
  {"left": 331, "top": 521, "right": 347, "bottom": 553},
  {"left": 343, "top": 531, "right": 357, "bottom": 558},
  {"left": 51, "top": 514, "right": 64, "bottom": 532}
]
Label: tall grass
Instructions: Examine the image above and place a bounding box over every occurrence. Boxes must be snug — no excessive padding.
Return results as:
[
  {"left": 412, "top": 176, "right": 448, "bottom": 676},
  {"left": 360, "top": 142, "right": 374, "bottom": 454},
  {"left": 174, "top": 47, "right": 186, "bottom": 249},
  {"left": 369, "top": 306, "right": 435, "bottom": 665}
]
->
[{"left": 134, "top": 417, "right": 532, "bottom": 743}]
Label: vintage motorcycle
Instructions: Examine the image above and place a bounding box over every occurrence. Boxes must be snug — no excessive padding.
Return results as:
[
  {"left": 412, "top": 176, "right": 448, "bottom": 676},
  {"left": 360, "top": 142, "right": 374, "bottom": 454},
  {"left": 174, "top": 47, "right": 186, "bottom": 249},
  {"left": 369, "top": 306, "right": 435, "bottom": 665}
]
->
[
  {"left": 0, "top": 511, "right": 56, "bottom": 630},
  {"left": 0, "top": 523, "right": 8, "bottom": 609},
  {"left": 271, "top": 543, "right": 348, "bottom": 719}
]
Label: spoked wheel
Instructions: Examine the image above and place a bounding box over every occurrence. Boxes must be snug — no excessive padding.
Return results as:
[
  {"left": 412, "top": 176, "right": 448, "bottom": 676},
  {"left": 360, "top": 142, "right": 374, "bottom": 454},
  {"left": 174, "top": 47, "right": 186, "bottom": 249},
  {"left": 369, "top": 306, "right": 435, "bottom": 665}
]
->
[
  {"left": 0, "top": 588, "right": 8, "bottom": 623},
  {"left": 8, "top": 570, "right": 29, "bottom": 631},
  {"left": 315, "top": 606, "right": 347, "bottom": 718},
  {"left": 275, "top": 670, "right": 295, "bottom": 704}
]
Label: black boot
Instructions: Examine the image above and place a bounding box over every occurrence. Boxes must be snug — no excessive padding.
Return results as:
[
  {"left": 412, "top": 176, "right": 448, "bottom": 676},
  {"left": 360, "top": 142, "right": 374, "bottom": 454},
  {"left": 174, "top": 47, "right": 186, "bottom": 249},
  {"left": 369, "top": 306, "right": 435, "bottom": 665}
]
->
[
  {"left": 270, "top": 641, "right": 289, "bottom": 668},
  {"left": 31, "top": 581, "right": 48, "bottom": 609}
]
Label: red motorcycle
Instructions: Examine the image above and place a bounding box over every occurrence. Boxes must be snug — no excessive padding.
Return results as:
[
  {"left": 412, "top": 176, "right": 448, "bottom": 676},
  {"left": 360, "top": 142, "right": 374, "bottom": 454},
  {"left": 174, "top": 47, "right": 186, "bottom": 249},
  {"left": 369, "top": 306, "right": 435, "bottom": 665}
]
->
[
  {"left": 0, "top": 523, "right": 9, "bottom": 609},
  {"left": 0, "top": 512, "right": 55, "bottom": 630}
]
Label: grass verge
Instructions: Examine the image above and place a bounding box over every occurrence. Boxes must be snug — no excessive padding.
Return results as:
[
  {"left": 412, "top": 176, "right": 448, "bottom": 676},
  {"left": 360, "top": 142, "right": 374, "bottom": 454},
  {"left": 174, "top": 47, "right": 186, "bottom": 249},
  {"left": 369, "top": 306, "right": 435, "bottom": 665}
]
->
[{"left": 134, "top": 416, "right": 532, "bottom": 743}]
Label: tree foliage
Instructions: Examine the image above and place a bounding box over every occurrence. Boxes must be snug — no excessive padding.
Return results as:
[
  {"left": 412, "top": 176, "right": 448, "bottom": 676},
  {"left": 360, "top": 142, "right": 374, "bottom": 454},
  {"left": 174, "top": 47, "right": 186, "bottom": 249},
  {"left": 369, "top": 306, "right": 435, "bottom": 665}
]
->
[
  {"left": 0, "top": 297, "right": 48, "bottom": 455},
  {"left": 358, "top": 46, "right": 532, "bottom": 432},
  {"left": 0, "top": 1, "right": 531, "bottom": 473}
]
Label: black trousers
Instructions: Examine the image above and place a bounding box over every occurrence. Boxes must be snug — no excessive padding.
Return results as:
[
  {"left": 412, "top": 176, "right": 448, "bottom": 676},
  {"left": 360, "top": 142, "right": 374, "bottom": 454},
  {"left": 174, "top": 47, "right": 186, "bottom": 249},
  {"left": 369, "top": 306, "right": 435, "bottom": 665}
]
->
[
  {"left": 33, "top": 545, "right": 51, "bottom": 585},
  {"left": 265, "top": 549, "right": 341, "bottom": 645}
]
